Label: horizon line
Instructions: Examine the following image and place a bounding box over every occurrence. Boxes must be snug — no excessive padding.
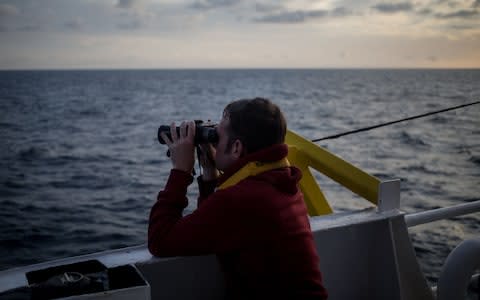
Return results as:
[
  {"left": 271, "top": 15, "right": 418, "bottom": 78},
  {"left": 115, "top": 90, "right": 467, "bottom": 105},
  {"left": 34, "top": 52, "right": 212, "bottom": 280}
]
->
[{"left": 1, "top": 67, "right": 480, "bottom": 72}]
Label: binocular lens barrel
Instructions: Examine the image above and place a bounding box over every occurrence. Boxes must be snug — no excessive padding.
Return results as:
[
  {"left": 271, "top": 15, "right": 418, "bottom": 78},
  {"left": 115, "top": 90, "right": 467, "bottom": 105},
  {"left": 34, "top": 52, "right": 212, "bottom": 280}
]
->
[{"left": 157, "top": 125, "right": 219, "bottom": 145}]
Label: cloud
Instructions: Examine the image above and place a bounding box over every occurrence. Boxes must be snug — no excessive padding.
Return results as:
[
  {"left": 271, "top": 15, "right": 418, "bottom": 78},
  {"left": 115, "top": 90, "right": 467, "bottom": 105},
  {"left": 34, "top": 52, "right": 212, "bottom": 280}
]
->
[
  {"left": 331, "top": 7, "right": 353, "bottom": 17},
  {"left": 64, "top": 18, "right": 84, "bottom": 30},
  {"left": 435, "top": 9, "right": 479, "bottom": 18},
  {"left": 1, "top": 0, "right": 479, "bottom": 69},
  {"left": 16, "top": 24, "right": 42, "bottom": 32},
  {"left": 254, "top": 9, "right": 328, "bottom": 23},
  {"left": 448, "top": 24, "right": 477, "bottom": 30},
  {"left": 417, "top": 8, "right": 433, "bottom": 15},
  {"left": 372, "top": 2, "right": 413, "bottom": 13},
  {"left": 253, "top": 6, "right": 355, "bottom": 24},
  {"left": 190, "top": 0, "right": 240, "bottom": 10},
  {"left": 254, "top": 3, "right": 283, "bottom": 13},
  {"left": 114, "top": 0, "right": 156, "bottom": 31},
  {"left": 0, "top": 3, "right": 19, "bottom": 16},
  {"left": 117, "top": 19, "right": 143, "bottom": 30},
  {"left": 116, "top": 0, "right": 144, "bottom": 9}
]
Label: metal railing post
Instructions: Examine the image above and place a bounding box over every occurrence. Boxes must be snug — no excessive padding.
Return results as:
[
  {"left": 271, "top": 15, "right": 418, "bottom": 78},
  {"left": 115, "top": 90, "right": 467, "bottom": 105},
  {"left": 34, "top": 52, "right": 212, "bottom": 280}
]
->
[{"left": 378, "top": 179, "right": 401, "bottom": 212}]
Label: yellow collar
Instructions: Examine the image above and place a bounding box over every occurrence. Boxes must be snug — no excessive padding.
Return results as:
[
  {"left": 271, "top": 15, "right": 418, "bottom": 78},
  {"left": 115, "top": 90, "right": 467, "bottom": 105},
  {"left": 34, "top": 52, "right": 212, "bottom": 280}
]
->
[{"left": 217, "top": 158, "right": 290, "bottom": 190}]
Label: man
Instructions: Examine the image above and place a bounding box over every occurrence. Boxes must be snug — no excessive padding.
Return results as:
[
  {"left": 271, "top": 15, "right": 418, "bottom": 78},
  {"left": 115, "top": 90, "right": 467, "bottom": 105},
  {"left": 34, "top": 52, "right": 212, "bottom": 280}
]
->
[{"left": 148, "top": 98, "right": 328, "bottom": 299}]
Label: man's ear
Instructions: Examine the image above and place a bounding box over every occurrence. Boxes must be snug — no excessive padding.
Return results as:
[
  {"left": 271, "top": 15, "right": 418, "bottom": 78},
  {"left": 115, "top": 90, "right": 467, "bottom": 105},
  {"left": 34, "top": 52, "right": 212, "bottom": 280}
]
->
[{"left": 232, "top": 139, "right": 244, "bottom": 159}]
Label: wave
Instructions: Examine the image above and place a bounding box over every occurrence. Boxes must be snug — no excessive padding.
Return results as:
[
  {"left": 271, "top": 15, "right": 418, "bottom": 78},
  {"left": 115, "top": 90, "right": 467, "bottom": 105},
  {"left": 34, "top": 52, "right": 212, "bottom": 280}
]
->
[
  {"left": 447, "top": 94, "right": 467, "bottom": 101},
  {"left": 468, "top": 155, "right": 480, "bottom": 166},
  {"left": 0, "top": 121, "right": 21, "bottom": 131},
  {"left": 400, "top": 164, "right": 454, "bottom": 176},
  {"left": 49, "top": 175, "right": 116, "bottom": 190},
  {"left": 17, "top": 146, "right": 50, "bottom": 161},
  {"left": 429, "top": 115, "right": 448, "bottom": 124},
  {"left": 398, "top": 131, "right": 430, "bottom": 149},
  {"left": 1, "top": 69, "right": 479, "bottom": 282},
  {"left": 77, "top": 107, "right": 106, "bottom": 117}
]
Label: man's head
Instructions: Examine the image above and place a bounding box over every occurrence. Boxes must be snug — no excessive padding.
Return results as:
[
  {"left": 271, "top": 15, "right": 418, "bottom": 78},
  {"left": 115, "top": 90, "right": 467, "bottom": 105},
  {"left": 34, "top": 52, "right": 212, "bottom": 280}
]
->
[{"left": 214, "top": 98, "right": 286, "bottom": 170}]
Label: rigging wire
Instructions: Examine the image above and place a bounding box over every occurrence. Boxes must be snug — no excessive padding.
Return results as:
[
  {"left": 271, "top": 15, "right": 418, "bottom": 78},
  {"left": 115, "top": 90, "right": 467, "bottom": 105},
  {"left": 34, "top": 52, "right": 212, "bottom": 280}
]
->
[{"left": 311, "top": 100, "right": 480, "bottom": 143}]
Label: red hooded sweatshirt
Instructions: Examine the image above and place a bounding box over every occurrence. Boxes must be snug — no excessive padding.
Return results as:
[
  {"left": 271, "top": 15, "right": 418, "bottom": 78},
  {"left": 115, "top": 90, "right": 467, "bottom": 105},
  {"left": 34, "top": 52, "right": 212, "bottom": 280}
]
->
[{"left": 148, "top": 144, "right": 328, "bottom": 299}]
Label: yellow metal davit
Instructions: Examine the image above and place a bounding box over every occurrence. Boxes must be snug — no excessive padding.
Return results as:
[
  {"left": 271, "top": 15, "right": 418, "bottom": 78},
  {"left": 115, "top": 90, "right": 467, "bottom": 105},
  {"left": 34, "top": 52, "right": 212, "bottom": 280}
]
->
[{"left": 286, "top": 130, "right": 381, "bottom": 216}]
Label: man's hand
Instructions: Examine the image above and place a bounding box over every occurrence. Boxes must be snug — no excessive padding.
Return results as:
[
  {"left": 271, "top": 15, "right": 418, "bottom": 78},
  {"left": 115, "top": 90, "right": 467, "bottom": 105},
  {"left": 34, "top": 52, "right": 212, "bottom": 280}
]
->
[
  {"left": 198, "top": 143, "right": 219, "bottom": 181},
  {"left": 160, "top": 121, "right": 196, "bottom": 173}
]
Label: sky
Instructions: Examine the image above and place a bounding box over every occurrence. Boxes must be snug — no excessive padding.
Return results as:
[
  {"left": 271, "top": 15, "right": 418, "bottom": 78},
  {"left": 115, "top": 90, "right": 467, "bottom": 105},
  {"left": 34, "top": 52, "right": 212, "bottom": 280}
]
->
[{"left": 0, "top": 0, "right": 479, "bottom": 69}]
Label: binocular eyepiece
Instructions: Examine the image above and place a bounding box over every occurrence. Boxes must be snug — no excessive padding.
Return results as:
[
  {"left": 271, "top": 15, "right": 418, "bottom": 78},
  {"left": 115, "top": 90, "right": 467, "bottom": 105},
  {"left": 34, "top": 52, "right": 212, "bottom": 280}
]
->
[{"left": 158, "top": 120, "right": 219, "bottom": 145}]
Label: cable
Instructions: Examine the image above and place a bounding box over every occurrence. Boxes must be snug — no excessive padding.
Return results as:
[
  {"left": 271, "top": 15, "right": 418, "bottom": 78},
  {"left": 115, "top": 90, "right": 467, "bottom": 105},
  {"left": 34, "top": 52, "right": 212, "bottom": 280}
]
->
[{"left": 311, "top": 100, "right": 480, "bottom": 143}]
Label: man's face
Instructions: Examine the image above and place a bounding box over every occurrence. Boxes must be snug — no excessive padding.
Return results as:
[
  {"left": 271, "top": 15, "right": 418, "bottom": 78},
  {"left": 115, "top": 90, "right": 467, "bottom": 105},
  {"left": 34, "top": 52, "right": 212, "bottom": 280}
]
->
[{"left": 214, "top": 116, "right": 237, "bottom": 171}]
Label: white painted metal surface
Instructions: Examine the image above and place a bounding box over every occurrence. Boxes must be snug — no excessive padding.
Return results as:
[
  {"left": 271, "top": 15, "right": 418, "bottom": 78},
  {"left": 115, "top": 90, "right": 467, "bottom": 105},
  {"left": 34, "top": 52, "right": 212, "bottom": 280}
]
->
[
  {"left": 0, "top": 208, "right": 436, "bottom": 300},
  {"left": 437, "top": 238, "right": 480, "bottom": 300},
  {"left": 378, "top": 179, "right": 401, "bottom": 212}
]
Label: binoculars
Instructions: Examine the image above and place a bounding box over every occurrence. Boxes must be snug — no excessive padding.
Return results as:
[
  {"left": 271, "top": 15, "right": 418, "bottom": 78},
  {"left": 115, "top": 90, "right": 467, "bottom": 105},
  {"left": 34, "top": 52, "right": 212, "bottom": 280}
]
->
[{"left": 158, "top": 120, "right": 218, "bottom": 145}]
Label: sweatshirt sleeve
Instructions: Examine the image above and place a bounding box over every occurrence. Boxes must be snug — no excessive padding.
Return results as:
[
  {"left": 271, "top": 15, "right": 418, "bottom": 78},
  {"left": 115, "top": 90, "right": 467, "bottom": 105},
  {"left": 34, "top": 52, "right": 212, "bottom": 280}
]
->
[
  {"left": 148, "top": 169, "right": 192, "bottom": 254},
  {"left": 148, "top": 174, "right": 246, "bottom": 257}
]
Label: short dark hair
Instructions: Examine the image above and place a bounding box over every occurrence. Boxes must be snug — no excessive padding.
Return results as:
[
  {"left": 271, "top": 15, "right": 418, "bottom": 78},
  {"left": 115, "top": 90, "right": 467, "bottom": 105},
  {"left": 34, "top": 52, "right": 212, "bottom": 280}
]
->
[{"left": 223, "top": 98, "right": 286, "bottom": 154}]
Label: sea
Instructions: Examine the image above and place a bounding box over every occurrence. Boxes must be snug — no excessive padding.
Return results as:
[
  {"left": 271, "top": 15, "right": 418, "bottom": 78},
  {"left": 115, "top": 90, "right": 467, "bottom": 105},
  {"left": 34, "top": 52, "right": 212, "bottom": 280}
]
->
[{"left": 0, "top": 69, "right": 479, "bottom": 285}]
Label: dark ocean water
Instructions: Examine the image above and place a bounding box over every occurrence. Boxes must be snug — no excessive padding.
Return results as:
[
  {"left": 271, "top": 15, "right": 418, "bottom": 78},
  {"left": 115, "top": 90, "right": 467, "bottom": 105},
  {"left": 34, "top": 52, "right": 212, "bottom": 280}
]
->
[{"left": 0, "top": 69, "right": 479, "bottom": 284}]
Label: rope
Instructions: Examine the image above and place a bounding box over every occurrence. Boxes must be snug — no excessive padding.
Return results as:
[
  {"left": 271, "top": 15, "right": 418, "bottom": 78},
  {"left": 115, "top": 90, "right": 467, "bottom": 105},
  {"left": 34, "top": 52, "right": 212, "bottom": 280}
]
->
[{"left": 311, "top": 100, "right": 480, "bottom": 143}]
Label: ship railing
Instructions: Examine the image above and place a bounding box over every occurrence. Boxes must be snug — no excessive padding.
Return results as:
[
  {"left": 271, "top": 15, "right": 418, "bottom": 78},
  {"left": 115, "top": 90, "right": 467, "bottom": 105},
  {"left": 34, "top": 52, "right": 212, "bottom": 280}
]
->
[
  {"left": 286, "top": 129, "right": 480, "bottom": 299},
  {"left": 405, "top": 200, "right": 480, "bottom": 227},
  {"left": 286, "top": 129, "right": 399, "bottom": 216}
]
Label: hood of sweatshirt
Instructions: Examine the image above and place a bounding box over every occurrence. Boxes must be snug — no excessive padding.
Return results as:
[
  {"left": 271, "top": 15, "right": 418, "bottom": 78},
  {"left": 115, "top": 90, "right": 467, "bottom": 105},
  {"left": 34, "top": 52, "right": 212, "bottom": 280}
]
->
[{"left": 217, "top": 144, "right": 302, "bottom": 194}]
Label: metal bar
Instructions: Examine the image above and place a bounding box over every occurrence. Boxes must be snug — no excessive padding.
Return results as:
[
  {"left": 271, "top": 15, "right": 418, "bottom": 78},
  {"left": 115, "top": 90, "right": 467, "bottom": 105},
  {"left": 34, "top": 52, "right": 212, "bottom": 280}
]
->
[
  {"left": 405, "top": 200, "right": 480, "bottom": 227},
  {"left": 286, "top": 130, "right": 381, "bottom": 207}
]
